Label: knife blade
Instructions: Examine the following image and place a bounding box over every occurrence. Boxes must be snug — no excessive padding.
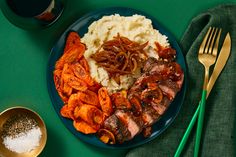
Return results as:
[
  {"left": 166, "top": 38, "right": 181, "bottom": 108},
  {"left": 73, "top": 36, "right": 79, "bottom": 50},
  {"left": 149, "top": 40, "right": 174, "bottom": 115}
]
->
[
  {"left": 174, "top": 32, "right": 231, "bottom": 157},
  {"left": 206, "top": 33, "right": 231, "bottom": 97}
]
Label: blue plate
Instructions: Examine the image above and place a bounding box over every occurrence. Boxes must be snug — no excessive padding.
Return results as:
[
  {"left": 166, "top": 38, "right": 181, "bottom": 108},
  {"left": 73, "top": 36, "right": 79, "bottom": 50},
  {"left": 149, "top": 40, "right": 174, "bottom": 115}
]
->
[{"left": 47, "top": 7, "right": 187, "bottom": 149}]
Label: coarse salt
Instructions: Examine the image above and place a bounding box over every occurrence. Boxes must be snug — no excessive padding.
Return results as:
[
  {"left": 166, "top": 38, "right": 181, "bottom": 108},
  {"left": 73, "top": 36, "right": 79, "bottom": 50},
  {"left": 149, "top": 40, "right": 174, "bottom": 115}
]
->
[{"left": 3, "top": 127, "right": 42, "bottom": 153}]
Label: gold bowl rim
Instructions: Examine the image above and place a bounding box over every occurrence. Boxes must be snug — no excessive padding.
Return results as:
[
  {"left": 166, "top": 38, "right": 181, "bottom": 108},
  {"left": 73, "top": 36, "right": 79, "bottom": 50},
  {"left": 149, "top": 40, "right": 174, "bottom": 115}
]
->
[{"left": 0, "top": 106, "right": 47, "bottom": 157}]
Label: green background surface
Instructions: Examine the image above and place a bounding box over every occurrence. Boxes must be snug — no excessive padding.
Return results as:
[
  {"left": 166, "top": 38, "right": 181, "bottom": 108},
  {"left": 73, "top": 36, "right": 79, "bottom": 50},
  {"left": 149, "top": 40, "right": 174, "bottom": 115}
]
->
[{"left": 0, "top": 0, "right": 235, "bottom": 157}]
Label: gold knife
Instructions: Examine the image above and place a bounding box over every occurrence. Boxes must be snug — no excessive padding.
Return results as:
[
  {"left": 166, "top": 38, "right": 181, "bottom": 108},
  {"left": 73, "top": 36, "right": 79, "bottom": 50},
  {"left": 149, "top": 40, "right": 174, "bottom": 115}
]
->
[
  {"left": 206, "top": 33, "right": 231, "bottom": 97},
  {"left": 174, "top": 32, "right": 231, "bottom": 157}
]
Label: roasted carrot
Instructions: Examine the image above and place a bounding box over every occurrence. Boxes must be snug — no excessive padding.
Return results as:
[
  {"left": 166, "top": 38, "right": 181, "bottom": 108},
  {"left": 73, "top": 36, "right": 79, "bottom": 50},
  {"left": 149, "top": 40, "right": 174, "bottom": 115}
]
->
[
  {"left": 79, "top": 57, "right": 90, "bottom": 72},
  {"left": 78, "top": 90, "right": 99, "bottom": 107},
  {"left": 59, "top": 93, "right": 69, "bottom": 103},
  {"left": 73, "top": 105, "right": 104, "bottom": 130},
  {"left": 60, "top": 105, "right": 71, "bottom": 119},
  {"left": 73, "top": 119, "right": 97, "bottom": 134},
  {"left": 55, "top": 45, "right": 85, "bottom": 70},
  {"left": 63, "top": 74, "right": 88, "bottom": 91},
  {"left": 88, "top": 81, "right": 102, "bottom": 93},
  {"left": 68, "top": 93, "right": 83, "bottom": 108},
  {"left": 72, "top": 63, "right": 94, "bottom": 86},
  {"left": 53, "top": 69, "right": 62, "bottom": 91},
  {"left": 64, "top": 31, "right": 81, "bottom": 53},
  {"left": 63, "top": 83, "right": 73, "bottom": 96},
  {"left": 98, "top": 87, "right": 113, "bottom": 116}
]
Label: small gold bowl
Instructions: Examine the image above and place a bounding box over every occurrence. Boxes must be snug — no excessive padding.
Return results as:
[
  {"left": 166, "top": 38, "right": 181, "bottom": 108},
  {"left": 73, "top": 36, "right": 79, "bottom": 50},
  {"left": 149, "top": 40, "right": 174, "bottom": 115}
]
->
[{"left": 0, "top": 106, "right": 47, "bottom": 157}]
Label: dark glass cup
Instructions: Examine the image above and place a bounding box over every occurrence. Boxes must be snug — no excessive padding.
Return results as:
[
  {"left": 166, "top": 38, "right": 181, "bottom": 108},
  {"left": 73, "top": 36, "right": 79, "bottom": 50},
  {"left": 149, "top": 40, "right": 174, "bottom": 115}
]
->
[{"left": 0, "top": 0, "right": 64, "bottom": 30}]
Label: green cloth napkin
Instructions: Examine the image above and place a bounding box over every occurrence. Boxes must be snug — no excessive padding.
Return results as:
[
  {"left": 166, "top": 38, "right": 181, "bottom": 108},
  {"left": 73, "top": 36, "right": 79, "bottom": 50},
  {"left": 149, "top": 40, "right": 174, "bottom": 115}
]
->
[{"left": 126, "top": 4, "right": 236, "bottom": 157}]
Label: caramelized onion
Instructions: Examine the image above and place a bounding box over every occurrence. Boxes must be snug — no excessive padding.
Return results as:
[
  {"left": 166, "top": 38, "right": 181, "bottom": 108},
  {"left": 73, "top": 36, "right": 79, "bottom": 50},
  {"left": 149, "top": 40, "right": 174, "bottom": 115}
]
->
[
  {"left": 91, "top": 34, "right": 148, "bottom": 80},
  {"left": 131, "top": 58, "right": 138, "bottom": 72}
]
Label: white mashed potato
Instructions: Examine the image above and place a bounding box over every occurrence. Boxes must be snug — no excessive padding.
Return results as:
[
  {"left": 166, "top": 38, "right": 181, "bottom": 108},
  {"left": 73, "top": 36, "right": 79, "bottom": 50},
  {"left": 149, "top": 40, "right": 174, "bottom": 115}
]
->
[{"left": 81, "top": 14, "right": 169, "bottom": 93}]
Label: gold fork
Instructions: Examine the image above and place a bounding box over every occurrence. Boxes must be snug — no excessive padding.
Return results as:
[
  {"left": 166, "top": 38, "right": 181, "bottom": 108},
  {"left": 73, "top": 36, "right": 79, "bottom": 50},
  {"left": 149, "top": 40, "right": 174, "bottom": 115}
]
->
[{"left": 194, "top": 27, "right": 222, "bottom": 157}]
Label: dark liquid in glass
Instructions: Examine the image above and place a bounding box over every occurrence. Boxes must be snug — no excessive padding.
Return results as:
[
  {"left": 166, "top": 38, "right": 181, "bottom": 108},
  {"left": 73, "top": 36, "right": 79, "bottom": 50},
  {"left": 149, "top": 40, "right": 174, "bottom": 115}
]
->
[{"left": 6, "top": 0, "right": 51, "bottom": 17}]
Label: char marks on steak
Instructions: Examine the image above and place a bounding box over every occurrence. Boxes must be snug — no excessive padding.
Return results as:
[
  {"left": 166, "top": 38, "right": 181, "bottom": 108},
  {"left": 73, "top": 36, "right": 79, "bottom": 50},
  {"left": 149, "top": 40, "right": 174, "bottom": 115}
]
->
[
  {"left": 142, "top": 104, "right": 160, "bottom": 126},
  {"left": 103, "top": 114, "right": 131, "bottom": 143},
  {"left": 158, "top": 79, "right": 179, "bottom": 100},
  {"left": 103, "top": 110, "right": 143, "bottom": 143},
  {"left": 142, "top": 57, "right": 159, "bottom": 72},
  {"left": 115, "top": 110, "right": 143, "bottom": 139}
]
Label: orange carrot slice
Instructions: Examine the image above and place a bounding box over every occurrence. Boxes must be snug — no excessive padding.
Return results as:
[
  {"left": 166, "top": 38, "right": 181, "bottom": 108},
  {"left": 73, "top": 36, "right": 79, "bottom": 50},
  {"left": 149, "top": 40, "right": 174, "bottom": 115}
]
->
[
  {"left": 79, "top": 57, "right": 90, "bottom": 72},
  {"left": 74, "top": 105, "right": 104, "bottom": 130},
  {"left": 72, "top": 63, "right": 94, "bottom": 86},
  {"left": 98, "top": 87, "right": 113, "bottom": 116},
  {"left": 78, "top": 90, "right": 99, "bottom": 107},
  {"left": 64, "top": 31, "right": 81, "bottom": 53},
  {"left": 73, "top": 119, "right": 97, "bottom": 134},
  {"left": 63, "top": 74, "right": 88, "bottom": 91},
  {"left": 60, "top": 105, "right": 71, "bottom": 119}
]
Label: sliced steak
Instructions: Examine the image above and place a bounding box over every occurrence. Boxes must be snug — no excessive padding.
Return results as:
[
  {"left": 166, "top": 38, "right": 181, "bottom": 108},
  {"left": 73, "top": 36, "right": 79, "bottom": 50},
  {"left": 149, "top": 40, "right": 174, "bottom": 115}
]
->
[
  {"left": 151, "top": 101, "right": 167, "bottom": 115},
  {"left": 115, "top": 110, "right": 142, "bottom": 139},
  {"left": 176, "top": 72, "right": 184, "bottom": 89},
  {"left": 103, "top": 114, "right": 131, "bottom": 143},
  {"left": 142, "top": 57, "right": 158, "bottom": 72},
  {"left": 158, "top": 79, "right": 179, "bottom": 100},
  {"left": 102, "top": 56, "right": 184, "bottom": 144},
  {"left": 141, "top": 104, "right": 160, "bottom": 126},
  {"left": 159, "top": 96, "right": 172, "bottom": 107}
]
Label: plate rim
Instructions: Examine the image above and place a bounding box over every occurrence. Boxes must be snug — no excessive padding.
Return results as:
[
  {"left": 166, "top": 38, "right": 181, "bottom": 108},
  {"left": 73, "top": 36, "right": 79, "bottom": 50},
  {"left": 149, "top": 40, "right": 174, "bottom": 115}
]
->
[{"left": 47, "top": 6, "right": 187, "bottom": 149}]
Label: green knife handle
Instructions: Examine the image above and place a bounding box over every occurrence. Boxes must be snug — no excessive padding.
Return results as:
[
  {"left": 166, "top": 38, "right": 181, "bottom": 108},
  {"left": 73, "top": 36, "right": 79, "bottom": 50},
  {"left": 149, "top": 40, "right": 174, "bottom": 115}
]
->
[
  {"left": 194, "top": 90, "right": 207, "bottom": 157},
  {"left": 174, "top": 104, "right": 200, "bottom": 157}
]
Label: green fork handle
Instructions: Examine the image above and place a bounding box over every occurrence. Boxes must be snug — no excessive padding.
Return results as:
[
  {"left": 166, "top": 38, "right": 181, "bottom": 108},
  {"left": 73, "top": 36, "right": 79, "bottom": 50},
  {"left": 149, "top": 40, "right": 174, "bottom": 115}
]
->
[
  {"left": 194, "top": 90, "right": 207, "bottom": 157},
  {"left": 174, "top": 104, "right": 200, "bottom": 157},
  {"left": 174, "top": 90, "right": 207, "bottom": 157}
]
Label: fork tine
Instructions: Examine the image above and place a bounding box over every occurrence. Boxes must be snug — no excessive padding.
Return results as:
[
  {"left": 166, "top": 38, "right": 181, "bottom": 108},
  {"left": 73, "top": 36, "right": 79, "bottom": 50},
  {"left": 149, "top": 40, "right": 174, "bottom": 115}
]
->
[
  {"left": 205, "top": 27, "right": 216, "bottom": 54},
  {"left": 208, "top": 28, "right": 218, "bottom": 54},
  {"left": 212, "top": 28, "right": 222, "bottom": 56},
  {"left": 199, "top": 27, "right": 212, "bottom": 54}
]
